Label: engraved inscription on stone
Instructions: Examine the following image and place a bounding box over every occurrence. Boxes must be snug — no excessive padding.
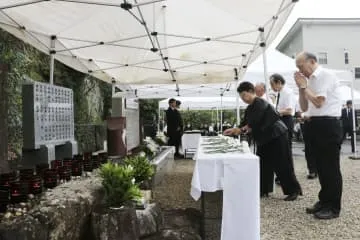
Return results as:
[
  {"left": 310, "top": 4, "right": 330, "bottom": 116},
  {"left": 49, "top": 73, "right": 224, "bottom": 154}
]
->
[{"left": 32, "top": 82, "right": 74, "bottom": 146}]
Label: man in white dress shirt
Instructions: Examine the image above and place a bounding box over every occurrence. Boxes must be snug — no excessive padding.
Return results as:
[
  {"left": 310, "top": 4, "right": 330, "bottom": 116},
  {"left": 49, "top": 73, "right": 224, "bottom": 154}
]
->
[
  {"left": 255, "top": 82, "right": 276, "bottom": 106},
  {"left": 295, "top": 51, "right": 342, "bottom": 220},
  {"left": 270, "top": 74, "right": 296, "bottom": 144},
  {"left": 270, "top": 74, "right": 296, "bottom": 186}
]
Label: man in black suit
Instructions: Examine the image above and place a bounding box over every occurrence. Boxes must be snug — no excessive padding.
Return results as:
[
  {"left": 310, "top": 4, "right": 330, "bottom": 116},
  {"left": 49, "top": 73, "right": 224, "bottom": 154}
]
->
[
  {"left": 165, "top": 98, "right": 184, "bottom": 158},
  {"left": 341, "top": 100, "right": 358, "bottom": 153}
]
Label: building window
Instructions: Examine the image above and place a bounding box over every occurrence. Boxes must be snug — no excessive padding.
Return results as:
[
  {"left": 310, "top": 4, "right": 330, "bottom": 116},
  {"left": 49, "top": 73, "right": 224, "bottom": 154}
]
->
[
  {"left": 317, "top": 52, "right": 328, "bottom": 65},
  {"left": 345, "top": 52, "right": 349, "bottom": 64},
  {"left": 355, "top": 67, "right": 360, "bottom": 79}
]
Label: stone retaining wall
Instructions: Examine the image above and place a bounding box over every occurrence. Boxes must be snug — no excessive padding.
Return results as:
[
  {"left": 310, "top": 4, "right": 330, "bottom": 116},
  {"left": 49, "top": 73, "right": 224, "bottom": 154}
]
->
[
  {"left": 0, "top": 148, "right": 200, "bottom": 240},
  {"left": 0, "top": 173, "right": 103, "bottom": 240}
]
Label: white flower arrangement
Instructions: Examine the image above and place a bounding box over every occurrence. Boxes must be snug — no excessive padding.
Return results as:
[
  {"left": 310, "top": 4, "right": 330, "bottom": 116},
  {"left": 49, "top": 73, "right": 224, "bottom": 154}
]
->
[{"left": 144, "top": 138, "right": 160, "bottom": 154}]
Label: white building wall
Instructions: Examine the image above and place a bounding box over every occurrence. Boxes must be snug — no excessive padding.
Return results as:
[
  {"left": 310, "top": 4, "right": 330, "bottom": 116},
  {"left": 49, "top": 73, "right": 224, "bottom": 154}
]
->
[
  {"left": 301, "top": 23, "right": 360, "bottom": 89},
  {"left": 302, "top": 23, "right": 360, "bottom": 70},
  {"left": 281, "top": 29, "right": 304, "bottom": 58}
]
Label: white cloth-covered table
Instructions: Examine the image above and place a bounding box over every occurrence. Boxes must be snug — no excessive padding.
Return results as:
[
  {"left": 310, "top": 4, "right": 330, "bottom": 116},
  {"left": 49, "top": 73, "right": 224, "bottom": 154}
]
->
[
  {"left": 182, "top": 132, "right": 201, "bottom": 156},
  {"left": 190, "top": 137, "right": 259, "bottom": 240}
]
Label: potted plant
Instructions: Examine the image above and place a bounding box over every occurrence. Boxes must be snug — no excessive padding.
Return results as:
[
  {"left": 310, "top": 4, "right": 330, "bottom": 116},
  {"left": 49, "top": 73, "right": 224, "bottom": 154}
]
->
[
  {"left": 92, "top": 162, "right": 142, "bottom": 240},
  {"left": 154, "top": 137, "right": 166, "bottom": 146},
  {"left": 124, "top": 155, "right": 155, "bottom": 190},
  {"left": 99, "top": 162, "right": 141, "bottom": 207},
  {"left": 138, "top": 144, "right": 155, "bottom": 159}
]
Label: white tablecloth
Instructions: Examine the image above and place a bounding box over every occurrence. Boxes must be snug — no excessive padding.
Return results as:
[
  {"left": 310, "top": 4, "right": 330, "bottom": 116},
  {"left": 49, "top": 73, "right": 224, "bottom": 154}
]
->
[
  {"left": 190, "top": 137, "right": 260, "bottom": 240},
  {"left": 182, "top": 133, "right": 201, "bottom": 152}
]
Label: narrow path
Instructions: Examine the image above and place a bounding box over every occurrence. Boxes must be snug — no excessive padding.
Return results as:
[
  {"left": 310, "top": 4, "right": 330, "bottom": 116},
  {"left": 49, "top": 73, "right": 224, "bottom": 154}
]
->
[
  {"left": 153, "top": 143, "right": 360, "bottom": 240},
  {"left": 153, "top": 159, "right": 200, "bottom": 210}
]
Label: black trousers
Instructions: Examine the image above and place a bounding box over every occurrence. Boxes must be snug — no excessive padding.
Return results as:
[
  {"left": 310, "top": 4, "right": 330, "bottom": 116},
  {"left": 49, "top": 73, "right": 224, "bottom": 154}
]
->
[
  {"left": 257, "top": 133, "right": 301, "bottom": 195},
  {"left": 301, "top": 122, "right": 317, "bottom": 174},
  {"left": 307, "top": 118, "right": 343, "bottom": 213},
  {"left": 342, "top": 125, "right": 355, "bottom": 152},
  {"left": 168, "top": 131, "right": 181, "bottom": 155},
  {"left": 280, "top": 115, "right": 294, "bottom": 157}
]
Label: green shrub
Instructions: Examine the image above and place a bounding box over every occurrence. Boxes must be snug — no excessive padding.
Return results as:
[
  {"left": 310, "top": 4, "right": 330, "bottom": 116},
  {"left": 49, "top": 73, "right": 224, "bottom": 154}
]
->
[
  {"left": 99, "top": 162, "right": 141, "bottom": 207},
  {"left": 124, "top": 155, "right": 155, "bottom": 184},
  {"left": 154, "top": 137, "right": 166, "bottom": 146},
  {"left": 138, "top": 144, "right": 155, "bottom": 158}
]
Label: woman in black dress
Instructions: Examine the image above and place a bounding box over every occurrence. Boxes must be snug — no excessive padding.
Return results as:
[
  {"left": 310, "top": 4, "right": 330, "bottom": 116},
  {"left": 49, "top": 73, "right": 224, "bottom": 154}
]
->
[{"left": 224, "top": 82, "right": 302, "bottom": 201}]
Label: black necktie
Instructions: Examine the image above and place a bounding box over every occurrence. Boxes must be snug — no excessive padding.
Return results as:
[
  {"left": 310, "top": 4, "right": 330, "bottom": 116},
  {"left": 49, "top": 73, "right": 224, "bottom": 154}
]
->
[{"left": 276, "top": 92, "right": 280, "bottom": 110}]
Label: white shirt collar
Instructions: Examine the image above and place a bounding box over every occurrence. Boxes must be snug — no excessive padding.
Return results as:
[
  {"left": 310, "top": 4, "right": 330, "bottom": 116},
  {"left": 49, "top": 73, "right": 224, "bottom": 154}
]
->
[{"left": 310, "top": 65, "right": 322, "bottom": 79}]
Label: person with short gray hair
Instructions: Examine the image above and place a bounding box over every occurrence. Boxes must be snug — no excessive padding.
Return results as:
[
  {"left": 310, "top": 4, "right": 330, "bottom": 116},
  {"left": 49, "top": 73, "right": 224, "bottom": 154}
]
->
[{"left": 295, "top": 51, "right": 342, "bottom": 220}]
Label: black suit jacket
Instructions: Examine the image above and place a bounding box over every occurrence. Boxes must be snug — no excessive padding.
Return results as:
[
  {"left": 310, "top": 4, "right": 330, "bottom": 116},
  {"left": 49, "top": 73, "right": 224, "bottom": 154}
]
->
[
  {"left": 240, "top": 97, "right": 287, "bottom": 146},
  {"left": 165, "top": 107, "right": 182, "bottom": 134},
  {"left": 341, "top": 107, "right": 358, "bottom": 129}
]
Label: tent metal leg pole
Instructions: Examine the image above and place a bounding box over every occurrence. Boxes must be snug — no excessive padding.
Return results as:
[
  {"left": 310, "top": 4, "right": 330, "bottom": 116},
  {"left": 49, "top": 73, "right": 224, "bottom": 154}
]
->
[
  {"left": 260, "top": 32, "right": 270, "bottom": 101},
  {"left": 236, "top": 92, "right": 240, "bottom": 126},
  {"left": 216, "top": 107, "right": 219, "bottom": 133},
  {"left": 158, "top": 106, "right": 161, "bottom": 134},
  {"left": 49, "top": 53, "right": 55, "bottom": 85},
  {"left": 220, "top": 96, "right": 223, "bottom": 133},
  {"left": 162, "top": 111, "right": 165, "bottom": 133},
  {"left": 49, "top": 37, "right": 56, "bottom": 85},
  {"left": 349, "top": 70, "right": 360, "bottom": 159}
]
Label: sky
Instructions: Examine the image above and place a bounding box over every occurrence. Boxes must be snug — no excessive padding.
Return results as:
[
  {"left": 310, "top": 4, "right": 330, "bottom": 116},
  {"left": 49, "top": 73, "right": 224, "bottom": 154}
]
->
[
  {"left": 249, "top": 0, "right": 360, "bottom": 71},
  {"left": 271, "top": 0, "right": 360, "bottom": 48}
]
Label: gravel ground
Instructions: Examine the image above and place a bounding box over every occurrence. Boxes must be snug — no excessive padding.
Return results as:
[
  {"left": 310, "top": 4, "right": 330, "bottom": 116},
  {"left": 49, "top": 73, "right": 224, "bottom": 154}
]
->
[
  {"left": 154, "top": 141, "right": 360, "bottom": 240},
  {"left": 153, "top": 160, "right": 200, "bottom": 210}
]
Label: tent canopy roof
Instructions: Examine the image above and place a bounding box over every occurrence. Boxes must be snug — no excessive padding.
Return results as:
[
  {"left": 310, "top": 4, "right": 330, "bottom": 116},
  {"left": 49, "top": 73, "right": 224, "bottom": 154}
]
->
[
  {"left": 116, "top": 50, "right": 355, "bottom": 99},
  {"left": 0, "top": 0, "right": 296, "bottom": 86}
]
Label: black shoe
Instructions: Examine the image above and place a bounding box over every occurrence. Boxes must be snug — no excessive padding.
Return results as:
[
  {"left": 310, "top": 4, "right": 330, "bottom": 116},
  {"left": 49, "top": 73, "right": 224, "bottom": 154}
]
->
[
  {"left": 284, "top": 192, "right": 300, "bottom": 201},
  {"left": 314, "top": 209, "right": 339, "bottom": 220},
  {"left": 306, "top": 202, "right": 322, "bottom": 214},
  {"left": 275, "top": 178, "right": 281, "bottom": 185},
  {"left": 174, "top": 154, "right": 184, "bottom": 159},
  {"left": 261, "top": 193, "right": 269, "bottom": 198},
  {"left": 307, "top": 173, "right": 318, "bottom": 179}
]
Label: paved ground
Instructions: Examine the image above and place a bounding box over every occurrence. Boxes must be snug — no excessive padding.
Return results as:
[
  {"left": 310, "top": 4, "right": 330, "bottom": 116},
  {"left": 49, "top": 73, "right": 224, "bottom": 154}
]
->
[{"left": 153, "top": 140, "right": 360, "bottom": 240}]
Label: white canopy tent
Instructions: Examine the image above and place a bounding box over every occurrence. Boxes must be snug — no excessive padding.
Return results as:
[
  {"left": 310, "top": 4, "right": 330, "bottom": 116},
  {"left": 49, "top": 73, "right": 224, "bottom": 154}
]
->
[
  {"left": 159, "top": 96, "right": 247, "bottom": 132},
  {"left": 0, "top": 0, "right": 297, "bottom": 88},
  {"left": 114, "top": 82, "right": 238, "bottom": 98},
  {"left": 159, "top": 97, "right": 246, "bottom": 110}
]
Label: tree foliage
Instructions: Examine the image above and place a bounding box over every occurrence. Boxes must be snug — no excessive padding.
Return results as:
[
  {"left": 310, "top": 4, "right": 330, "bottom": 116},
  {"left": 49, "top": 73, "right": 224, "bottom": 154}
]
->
[
  {"left": 99, "top": 162, "right": 141, "bottom": 207},
  {"left": 139, "top": 99, "right": 162, "bottom": 123},
  {"left": 0, "top": 29, "right": 112, "bottom": 156}
]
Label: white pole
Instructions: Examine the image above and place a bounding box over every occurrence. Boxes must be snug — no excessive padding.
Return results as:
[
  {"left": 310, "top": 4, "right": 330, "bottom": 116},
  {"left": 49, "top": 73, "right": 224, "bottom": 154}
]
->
[
  {"left": 49, "top": 37, "right": 56, "bottom": 85},
  {"left": 216, "top": 107, "right": 219, "bottom": 133},
  {"left": 220, "top": 95, "right": 223, "bottom": 133},
  {"left": 111, "top": 80, "right": 116, "bottom": 96},
  {"left": 158, "top": 105, "right": 161, "bottom": 134},
  {"left": 351, "top": 70, "right": 357, "bottom": 156},
  {"left": 344, "top": 49, "right": 358, "bottom": 160},
  {"left": 260, "top": 32, "right": 270, "bottom": 101},
  {"left": 162, "top": 110, "right": 165, "bottom": 132},
  {"left": 236, "top": 91, "right": 240, "bottom": 125},
  {"left": 49, "top": 54, "right": 55, "bottom": 85}
]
